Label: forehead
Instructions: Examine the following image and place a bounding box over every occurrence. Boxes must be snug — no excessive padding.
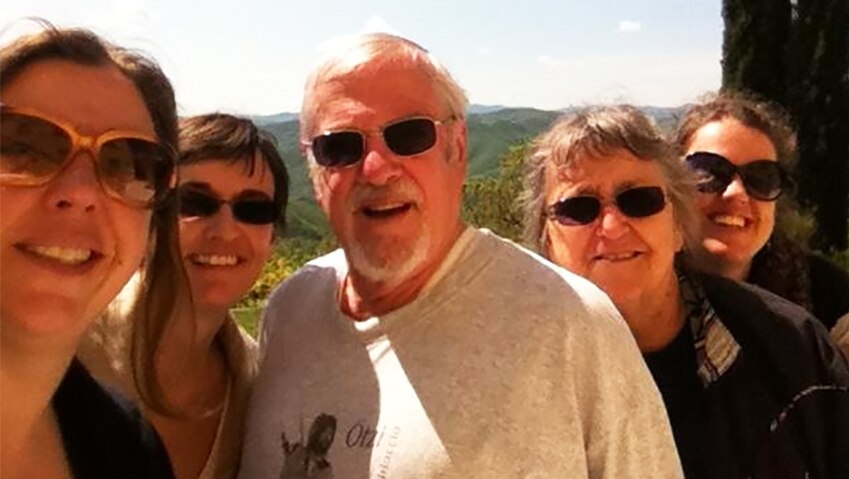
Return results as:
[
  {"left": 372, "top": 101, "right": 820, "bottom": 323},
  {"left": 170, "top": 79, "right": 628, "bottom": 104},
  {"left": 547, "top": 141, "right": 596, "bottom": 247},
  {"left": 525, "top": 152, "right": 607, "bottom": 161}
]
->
[
  {"left": 545, "top": 149, "right": 667, "bottom": 197},
  {"left": 309, "top": 62, "right": 443, "bottom": 131},
  {"left": 0, "top": 59, "right": 154, "bottom": 136},
  {"left": 179, "top": 158, "right": 275, "bottom": 196},
  {"left": 687, "top": 118, "right": 777, "bottom": 165}
]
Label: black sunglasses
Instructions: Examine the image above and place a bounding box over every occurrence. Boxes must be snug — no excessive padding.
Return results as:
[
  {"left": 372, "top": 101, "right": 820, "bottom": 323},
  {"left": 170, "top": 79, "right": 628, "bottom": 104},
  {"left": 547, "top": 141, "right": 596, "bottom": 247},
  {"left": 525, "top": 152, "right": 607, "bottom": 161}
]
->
[
  {"left": 178, "top": 188, "right": 276, "bottom": 225},
  {"left": 685, "top": 151, "right": 788, "bottom": 201},
  {"left": 548, "top": 186, "right": 667, "bottom": 226},
  {"left": 305, "top": 116, "right": 454, "bottom": 168}
]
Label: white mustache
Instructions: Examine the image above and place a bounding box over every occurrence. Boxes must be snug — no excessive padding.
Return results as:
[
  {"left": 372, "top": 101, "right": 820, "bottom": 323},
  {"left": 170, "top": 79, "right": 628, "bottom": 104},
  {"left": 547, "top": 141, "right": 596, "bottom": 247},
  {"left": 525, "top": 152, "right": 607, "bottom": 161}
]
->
[{"left": 350, "top": 181, "right": 422, "bottom": 210}]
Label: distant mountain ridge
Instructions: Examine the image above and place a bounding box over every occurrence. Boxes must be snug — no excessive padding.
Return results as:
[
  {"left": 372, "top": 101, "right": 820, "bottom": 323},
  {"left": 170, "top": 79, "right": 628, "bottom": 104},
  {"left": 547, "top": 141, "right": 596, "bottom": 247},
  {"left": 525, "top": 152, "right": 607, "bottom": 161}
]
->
[{"left": 259, "top": 104, "right": 687, "bottom": 239}]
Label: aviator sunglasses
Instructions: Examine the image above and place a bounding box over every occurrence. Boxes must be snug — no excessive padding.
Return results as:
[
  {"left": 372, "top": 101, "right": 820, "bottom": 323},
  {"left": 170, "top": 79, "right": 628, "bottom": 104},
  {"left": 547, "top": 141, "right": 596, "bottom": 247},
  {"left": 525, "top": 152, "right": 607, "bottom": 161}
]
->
[
  {"left": 548, "top": 186, "right": 667, "bottom": 226},
  {"left": 305, "top": 116, "right": 454, "bottom": 168},
  {"left": 178, "top": 187, "right": 277, "bottom": 225},
  {"left": 0, "top": 105, "right": 175, "bottom": 208},
  {"left": 685, "top": 151, "right": 788, "bottom": 201}
]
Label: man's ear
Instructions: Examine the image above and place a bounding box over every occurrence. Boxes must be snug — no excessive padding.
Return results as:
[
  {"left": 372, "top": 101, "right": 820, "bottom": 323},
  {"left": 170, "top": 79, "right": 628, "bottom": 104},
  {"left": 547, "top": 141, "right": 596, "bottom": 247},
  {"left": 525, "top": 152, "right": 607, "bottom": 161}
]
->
[{"left": 452, "top": 120, "right": 468, "bottom": 166}]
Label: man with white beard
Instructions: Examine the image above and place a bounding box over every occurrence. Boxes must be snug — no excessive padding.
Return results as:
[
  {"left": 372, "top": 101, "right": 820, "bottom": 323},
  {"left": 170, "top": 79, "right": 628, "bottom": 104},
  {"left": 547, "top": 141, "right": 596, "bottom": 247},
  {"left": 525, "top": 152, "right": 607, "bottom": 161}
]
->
[{"left": 238, "top": 33, "right": 683, "bottom": 479}]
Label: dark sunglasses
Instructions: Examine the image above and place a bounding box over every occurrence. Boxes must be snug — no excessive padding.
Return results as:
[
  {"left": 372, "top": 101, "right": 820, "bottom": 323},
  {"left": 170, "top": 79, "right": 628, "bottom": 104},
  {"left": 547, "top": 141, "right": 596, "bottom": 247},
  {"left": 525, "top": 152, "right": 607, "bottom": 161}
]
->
[
  {"left": 548, "top": 186, "right": 667, "bottom": 226},
  {"left": 685, "top": 151, "right": 788, "bottom": 201},
  {"left": 0, "top": 105, "right": 175, "bottom": 208},
  {"left": 305, "top": 116, "right": 454, "bottom": 168},
  {"left": 178, "top": 187, "right": 276, "bottom": 225}
]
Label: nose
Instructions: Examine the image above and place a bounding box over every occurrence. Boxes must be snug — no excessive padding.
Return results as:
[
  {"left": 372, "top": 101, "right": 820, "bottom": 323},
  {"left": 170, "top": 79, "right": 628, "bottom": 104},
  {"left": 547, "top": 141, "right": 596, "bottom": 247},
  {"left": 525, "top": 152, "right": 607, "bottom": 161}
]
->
[
  {"left": 721, "top": 174, "right": 750, "bottom": 201},
  {"left": 44, "top": 151, "right": 102, "bottom": 212},
  {"left": 358, "top": 135, "right": 402, "bottom": 186},
  {"left": 596, "top": 204, "right": 629, "bottom": 240},
  {"left": 205, "top": 204, "right": 240, "bottom": 241}
]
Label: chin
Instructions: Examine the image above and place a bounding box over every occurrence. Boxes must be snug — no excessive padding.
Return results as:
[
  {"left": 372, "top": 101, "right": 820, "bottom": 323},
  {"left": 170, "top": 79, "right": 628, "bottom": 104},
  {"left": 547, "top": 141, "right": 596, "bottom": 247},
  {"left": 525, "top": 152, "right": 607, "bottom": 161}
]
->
[{"left": 348, "top": 235, "right": 430, "bottom": 285}]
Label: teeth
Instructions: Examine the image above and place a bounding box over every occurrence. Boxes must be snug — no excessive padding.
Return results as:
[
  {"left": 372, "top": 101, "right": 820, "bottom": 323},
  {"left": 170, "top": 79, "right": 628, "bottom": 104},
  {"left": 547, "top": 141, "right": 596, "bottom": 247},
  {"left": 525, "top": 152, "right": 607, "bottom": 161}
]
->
[
  {"left": 599, "top": 252, "right": 638, "bottom": 261},
  {"left": 713, "top": 215, "right": 746, "bottom": 227},
  {"left": 366, "top": 203, "right": 406, "bottom": 212},
  {"left": 27, "top": 245, "right": 92, "bottom": 265},
  {"left": 191, "top": 254, "right": 239, "bottom": 266}
]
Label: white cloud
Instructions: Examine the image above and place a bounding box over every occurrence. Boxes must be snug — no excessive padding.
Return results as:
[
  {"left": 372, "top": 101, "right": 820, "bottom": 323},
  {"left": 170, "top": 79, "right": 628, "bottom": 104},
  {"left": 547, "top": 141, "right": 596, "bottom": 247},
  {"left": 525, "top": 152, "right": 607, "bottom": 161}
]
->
[
  {"left": 477, "top": 46, "right": 492, "bottom": 55},
  {"left": 315, "top": 15, "right": 402, "bottom": 54},
  {"left": 617, "top": 20, "right": 642, "bottom": 33},
  {"left": 537, "top": 54, "right": 563, "bottom": 68}
]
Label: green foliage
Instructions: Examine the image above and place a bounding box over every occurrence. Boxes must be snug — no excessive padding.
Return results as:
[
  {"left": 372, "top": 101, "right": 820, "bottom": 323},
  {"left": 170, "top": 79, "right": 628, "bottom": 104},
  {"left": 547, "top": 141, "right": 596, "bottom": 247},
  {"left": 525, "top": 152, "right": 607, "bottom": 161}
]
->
[
  {"left": 236, "top": 236, "right": 337, "bottom": 308},
  {"left": 461, "top": 142, "right": 530, "bottom": 242},
  {"left": 721, "top": 0, "right": 792, "bottom": 105},
  {"left": 786, "top": 0, "right": 849, "bottom": 251}
]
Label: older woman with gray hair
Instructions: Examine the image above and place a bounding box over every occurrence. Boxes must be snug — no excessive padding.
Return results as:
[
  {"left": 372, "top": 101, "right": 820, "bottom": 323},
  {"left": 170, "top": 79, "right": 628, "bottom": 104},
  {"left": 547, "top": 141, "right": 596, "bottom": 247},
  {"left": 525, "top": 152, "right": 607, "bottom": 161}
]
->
[{"left": 522, "top": 104, "right": 849, "bottom": 479}]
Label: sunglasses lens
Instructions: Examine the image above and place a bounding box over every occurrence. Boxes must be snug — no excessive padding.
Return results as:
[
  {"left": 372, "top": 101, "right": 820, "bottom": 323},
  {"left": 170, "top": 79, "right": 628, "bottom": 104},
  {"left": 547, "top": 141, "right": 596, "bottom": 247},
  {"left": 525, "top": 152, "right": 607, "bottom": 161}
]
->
[
  {"left": 312, "top": 131, "right": 363, "bottom": 167},
  {"left": 99, "top": 138, "right": 172, "bottom": 205},
  {"left": 741, "top": 161, "right": 784, "bottom": 200},
  {"left": 232, "top": 199, "right": 277, "bottom": 225},
  {"left": 685, "top": 152, "right": 734, "bottom": 194},
  {"left": 179, "top": 189, "right": 220, "bottom": 217},
  {"left": 383, "top": 118, "right": 437, "bottom": 156},
  {"left": 616, "top": 186, "right": 667, "bottom": 218},
  {"left": 0, "top": 112, "right": 72, "bottom": 184},
  {"left": 551, "top": 197, "right": 601, "bottom": 225}
]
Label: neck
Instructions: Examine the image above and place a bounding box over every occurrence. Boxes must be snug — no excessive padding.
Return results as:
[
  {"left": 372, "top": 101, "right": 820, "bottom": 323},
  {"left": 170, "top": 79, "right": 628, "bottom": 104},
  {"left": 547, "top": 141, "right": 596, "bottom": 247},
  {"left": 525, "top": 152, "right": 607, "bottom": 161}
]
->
[
  {"left": 615, "top": 273, "right": 685, "bottom": 353},
  {"left": 154, "top": 307, "right": 228, "bottom": 411},
  {"left": 694, "top": 244, "right": 752, "bottom": 281},
  {"left": 1, "top": 330, "right": 75, "bottom": 464},
  {"left": 341, "top": 222, "right": 465, "bottom": 320},
  {"left": 717, "top": 260, "right": 751, "bottom": 282}
]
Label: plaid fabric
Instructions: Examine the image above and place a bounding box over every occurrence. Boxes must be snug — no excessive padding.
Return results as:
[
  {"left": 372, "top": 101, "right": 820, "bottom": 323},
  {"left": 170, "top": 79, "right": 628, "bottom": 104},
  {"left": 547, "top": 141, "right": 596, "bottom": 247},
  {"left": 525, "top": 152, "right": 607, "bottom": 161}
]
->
[{"left": 679, "top": 272, "right": 741, "bottom": 387}]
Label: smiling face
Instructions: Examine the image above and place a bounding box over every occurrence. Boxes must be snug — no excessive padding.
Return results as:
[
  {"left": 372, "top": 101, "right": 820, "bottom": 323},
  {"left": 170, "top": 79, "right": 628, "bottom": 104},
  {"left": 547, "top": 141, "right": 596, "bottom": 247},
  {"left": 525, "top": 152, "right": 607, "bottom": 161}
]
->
[
  {"left": 306, "top": 61, "right": 466, "bottom": 287},
  {"left": 1, "top": 60, "right": 154, "bottom": 340},
  {"left": 685, "top": 118, "right": 777, "bottom": 277},
  {"left": 543, "top": 149, "right": 683, "bottom": 309},
  {"left": 177, "top": 159, "right": 275, "bottom": 315}
]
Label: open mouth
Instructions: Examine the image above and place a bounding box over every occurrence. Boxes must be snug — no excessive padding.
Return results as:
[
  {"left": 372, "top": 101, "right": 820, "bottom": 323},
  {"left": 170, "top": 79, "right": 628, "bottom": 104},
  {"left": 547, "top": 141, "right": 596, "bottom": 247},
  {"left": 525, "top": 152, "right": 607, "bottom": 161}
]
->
[
  {"left": 20, "top": 244, "right": 98, "bottom": 266},
  {"left": 593, "top": 252, "right": 642, "bottom": 262},
  {"left": 710, "top": 214, "right": 749, "bottom": 228},
  {"left": 188, "top": 254, "right": 243, "bottom": 267},
  {"left": 361, "top": 202, "right": 413, "bottom": 219}
]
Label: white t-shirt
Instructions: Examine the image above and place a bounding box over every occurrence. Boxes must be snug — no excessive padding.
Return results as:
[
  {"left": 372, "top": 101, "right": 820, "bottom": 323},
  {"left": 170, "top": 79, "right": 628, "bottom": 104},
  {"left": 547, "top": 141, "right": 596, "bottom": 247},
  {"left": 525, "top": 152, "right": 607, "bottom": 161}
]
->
[{"left": 239, "top": 228, "right": 682, "bottom": 478}]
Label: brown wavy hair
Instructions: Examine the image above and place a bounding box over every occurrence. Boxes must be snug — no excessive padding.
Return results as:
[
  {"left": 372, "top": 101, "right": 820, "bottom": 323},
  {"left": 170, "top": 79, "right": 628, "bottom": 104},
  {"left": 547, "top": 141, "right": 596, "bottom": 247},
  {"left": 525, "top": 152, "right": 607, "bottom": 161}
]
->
[
  {"left": 1, "top": 22, "right": 192, "bottom": 414},
  {"left": 675, "top": 90, "right": 814, "bottom": 312}
]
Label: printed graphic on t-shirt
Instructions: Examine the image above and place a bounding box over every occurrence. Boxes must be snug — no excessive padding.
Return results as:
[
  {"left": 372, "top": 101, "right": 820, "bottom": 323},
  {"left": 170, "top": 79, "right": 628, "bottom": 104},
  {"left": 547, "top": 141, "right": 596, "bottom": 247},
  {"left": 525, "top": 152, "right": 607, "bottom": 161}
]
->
[{"left": 279, "top": 413, "right": 337, "bottom": 479}]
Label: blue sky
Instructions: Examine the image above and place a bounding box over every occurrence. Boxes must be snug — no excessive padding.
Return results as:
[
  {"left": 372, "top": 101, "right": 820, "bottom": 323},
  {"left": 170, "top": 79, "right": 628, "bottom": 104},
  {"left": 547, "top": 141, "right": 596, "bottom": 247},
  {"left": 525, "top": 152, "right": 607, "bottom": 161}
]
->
[{"left": 2, "top": 0, "right": 723, "bottom": 116}]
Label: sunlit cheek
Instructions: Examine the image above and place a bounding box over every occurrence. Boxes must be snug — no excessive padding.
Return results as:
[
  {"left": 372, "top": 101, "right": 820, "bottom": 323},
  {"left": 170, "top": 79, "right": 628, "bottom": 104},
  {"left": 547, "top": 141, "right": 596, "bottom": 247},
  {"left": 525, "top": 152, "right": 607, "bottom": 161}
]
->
[{"left": 546, "top": 227, "right": 588, "bottom": 274}]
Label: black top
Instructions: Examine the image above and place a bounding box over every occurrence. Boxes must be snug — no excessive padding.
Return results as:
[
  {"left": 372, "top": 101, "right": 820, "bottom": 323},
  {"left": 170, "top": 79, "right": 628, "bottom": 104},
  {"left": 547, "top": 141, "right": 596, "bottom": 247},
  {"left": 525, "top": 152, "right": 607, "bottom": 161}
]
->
[
  {"left": 646, "top": 272, "right": 849, "bottom": 479},
  {"left": 644, "top": 325, "right": 705, "bottom": 479},
  {"left": 53, "top": 359, "right": 174, "bottom": 479}
]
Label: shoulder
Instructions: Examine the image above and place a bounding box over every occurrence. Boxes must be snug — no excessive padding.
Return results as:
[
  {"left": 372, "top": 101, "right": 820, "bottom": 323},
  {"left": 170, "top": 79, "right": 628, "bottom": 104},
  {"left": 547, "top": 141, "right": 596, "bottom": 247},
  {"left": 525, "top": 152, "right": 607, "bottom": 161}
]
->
[
  {"left": 463, "top": 229, "right": 631, "bottom": 341},
  {"left": 697, "top": 272, "right": 849, "bottom": 386},
  {"left": 265, "top": 249, "right": 343, "bottom": 308},
  {"left": 258, "top": 249, "right": 343, "bottom": 344},
  {"left": 55, "top": 360, "right": 174, "bottom": 479}
]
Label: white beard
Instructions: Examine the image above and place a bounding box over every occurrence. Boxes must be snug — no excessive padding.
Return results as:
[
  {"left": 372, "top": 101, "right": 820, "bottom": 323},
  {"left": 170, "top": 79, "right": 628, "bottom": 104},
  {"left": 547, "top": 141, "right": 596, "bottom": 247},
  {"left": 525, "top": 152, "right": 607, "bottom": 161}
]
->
[{"left": 346, "top": 230, "right": 430, "bottom": 287}]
